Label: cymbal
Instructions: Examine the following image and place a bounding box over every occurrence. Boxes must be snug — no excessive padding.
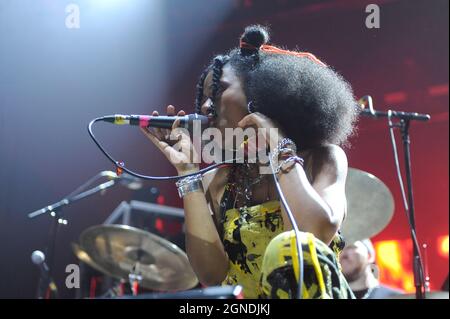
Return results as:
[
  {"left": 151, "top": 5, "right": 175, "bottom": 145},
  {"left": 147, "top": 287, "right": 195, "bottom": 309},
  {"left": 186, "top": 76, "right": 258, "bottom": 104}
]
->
[
  {"left": 78, "top": 224, "right": 198, "bottom": 291},
  {"left": 71, "top": 243, "right": 115, "bottom": 277},
  {"left": 341, "top": 168, "right": 395, "bottom": 244},
  {"left": 387, "top": 291, "right": 449, "bottom": 299}
]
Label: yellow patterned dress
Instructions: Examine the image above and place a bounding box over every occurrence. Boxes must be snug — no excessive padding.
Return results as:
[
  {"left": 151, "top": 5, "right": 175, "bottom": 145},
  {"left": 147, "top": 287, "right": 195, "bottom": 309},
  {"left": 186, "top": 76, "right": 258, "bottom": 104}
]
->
[{"left": 220, "top": 191, "right": 353, "bottom": 299}]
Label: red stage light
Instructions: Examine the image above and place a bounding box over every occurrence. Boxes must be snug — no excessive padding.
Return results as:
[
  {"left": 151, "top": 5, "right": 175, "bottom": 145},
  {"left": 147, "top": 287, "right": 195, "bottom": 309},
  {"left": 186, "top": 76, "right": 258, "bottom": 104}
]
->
[{"left": 374, "top": 239, "right": 415, "bottom": 292}]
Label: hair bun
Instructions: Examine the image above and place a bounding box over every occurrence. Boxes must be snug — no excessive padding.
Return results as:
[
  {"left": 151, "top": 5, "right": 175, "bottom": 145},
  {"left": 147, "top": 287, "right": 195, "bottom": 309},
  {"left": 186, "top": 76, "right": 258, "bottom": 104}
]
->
[{"left": 240, "top": 25, "right": 270, "bottom": 51}]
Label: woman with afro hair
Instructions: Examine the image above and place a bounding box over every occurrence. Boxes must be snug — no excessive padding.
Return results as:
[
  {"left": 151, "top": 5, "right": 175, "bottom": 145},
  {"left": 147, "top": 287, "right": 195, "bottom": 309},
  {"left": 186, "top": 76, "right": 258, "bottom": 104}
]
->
[{"left": 141, "top": 25, "right": 359, "bottom": 299}]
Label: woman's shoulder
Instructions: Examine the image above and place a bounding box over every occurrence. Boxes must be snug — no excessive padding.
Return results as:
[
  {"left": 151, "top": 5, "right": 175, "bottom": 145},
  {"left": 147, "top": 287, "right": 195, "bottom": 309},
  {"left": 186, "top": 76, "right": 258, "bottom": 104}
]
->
[
  {"left": 309, "top": 144, "right": 347, "bottom": 160},
  {"left": 308, "top": 144, "right": 347, "bottom": 166},
  {"left": 305, "top": 144, "right": 348, "bottom": 181}
]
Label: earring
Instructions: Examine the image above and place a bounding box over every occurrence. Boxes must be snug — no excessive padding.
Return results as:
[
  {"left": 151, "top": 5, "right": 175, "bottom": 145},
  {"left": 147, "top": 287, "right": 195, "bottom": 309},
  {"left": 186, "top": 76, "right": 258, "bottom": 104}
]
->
[
  {"left": 207, "top": 105, "right": 217, "bottom": 118},
  {"left": 247, "top": 101, "right": 256, "bottom": 113}
]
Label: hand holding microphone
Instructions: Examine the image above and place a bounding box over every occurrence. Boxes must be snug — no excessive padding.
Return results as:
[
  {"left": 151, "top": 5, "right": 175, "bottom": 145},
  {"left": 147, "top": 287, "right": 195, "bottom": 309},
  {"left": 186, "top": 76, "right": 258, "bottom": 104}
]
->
[
  {"left": 147, "top": 105, "right": 187, "bottom": 142},
  {"left": 138, "top": 105, "right": 201, "bottom": 176}
]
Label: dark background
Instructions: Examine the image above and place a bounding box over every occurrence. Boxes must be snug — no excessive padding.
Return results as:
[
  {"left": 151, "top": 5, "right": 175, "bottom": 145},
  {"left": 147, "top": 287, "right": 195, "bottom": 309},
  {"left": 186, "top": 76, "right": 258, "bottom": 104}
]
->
[{"left": 0, "top": 0, "right": 448, "bottom": 298}]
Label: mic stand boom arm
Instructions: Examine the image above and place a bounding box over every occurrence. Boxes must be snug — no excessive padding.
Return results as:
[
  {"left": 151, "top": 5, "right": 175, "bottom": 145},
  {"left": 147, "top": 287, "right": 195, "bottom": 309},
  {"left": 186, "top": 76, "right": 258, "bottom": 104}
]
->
[
  {"left": 360, "top": 108, "right": 430, "bottom": 122},
  {"left": 27, "top": 179, "right": 116, "bottom": 219},
  {"left": 27, "top": 174, "right": 119, "bottom": 298}
]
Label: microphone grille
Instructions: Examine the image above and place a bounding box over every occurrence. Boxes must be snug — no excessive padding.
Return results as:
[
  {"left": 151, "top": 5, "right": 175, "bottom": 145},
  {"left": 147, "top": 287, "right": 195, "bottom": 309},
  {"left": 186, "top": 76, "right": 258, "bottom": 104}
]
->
[{"left": 31, "top": 250, "right": 45, "bottom": 265}]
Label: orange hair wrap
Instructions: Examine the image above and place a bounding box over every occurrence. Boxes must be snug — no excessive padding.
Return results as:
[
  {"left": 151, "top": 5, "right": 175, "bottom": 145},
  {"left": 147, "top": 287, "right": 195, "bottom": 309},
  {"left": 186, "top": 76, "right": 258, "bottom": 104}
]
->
[{"left": 240, "top": 40, "right": 326, "bottom": 67}]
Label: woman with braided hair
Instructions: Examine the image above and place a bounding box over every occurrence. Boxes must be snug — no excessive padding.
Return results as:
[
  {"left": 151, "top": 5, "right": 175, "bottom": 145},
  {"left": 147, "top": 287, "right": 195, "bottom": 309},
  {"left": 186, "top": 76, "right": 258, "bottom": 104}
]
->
[{"left": 141, "top": 25, "right": 359, "bottom": 299}]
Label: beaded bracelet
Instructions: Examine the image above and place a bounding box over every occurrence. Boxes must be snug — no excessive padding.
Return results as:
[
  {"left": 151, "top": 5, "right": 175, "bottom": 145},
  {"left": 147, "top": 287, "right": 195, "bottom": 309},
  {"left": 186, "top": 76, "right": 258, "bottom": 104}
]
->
[
  {"left": 270, "top": 137, "right": 297, "bottom": 165},
  {"left": 274, "top": 155, "right": 304, "bottom": 174}
]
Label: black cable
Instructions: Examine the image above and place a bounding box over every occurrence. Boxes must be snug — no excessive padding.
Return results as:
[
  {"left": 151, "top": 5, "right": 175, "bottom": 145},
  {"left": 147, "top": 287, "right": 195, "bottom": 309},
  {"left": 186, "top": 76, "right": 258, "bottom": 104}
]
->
[
  {"left": 88, "top": 117, "right": 236, "bottom": 180},
  {"left": 268, "top": 155, "right": 304, "bottom": 299}
]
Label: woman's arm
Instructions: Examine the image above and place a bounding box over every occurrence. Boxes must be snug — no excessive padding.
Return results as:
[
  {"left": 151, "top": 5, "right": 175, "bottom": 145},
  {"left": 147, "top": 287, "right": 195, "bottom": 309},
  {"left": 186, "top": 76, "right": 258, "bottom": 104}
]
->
[
  {"left": 140, "top": 106, "right": 229, "bottom": 286},
  {"left": 238, "top": 113, "right": 347, "bottom": 245},
  {"left": 182, "top": 185, "right": 230, "bottom": 286},
  {"left": 277, "top": 144, "right": 347, "bottom": 244}
]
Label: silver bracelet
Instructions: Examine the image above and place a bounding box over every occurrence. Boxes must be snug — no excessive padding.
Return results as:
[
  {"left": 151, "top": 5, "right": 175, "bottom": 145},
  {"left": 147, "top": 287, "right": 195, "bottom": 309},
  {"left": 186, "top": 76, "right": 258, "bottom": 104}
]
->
[
  {"left": 176, "top": 174, "right": 204, "bottom": 198},
  {"left": 273, "top": 155, "right": 304, "bottom": 174},
  {"left": 271, "top": 138, "right": 297, "bottom": 164}
]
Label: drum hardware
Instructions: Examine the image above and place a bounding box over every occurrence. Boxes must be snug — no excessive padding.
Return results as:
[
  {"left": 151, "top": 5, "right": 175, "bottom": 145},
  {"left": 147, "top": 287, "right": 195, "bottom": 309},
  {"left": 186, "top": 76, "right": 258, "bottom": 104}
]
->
[
  {"left": 27, "top": 170, "right": 141, "bottom": 299},
  {"left": 72, "top": 200, "right": 195, "bottom": 298},
  {"left": 103, "top": 200, "right": 186, "bottom": 251},
  {"left": 74, "top": 224, "right": 198, "bottom": 292},
  {"left": 104, "top": 200, "right": 184, "bottom": 225},
  {"left": 128, "top": 270, "right": 143, "bottom": 296}
]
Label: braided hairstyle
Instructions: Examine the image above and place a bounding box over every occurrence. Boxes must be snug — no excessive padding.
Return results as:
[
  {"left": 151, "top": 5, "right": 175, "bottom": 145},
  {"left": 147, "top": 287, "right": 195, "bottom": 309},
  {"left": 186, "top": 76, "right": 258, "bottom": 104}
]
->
[{"left": 194, "top": 25, "right": 359, "bottom": 149}]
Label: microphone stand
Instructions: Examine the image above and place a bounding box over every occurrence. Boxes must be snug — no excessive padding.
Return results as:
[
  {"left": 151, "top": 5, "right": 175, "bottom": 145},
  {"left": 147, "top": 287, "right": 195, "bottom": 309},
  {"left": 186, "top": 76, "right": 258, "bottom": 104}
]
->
[
  {"left": 27, "top": 174, "right": 118, "bottom": 298},
  {"left": 360, "top": 99, "right": 430, "bottom": 299},
  {"left": 399, "top": 118, "right": 425, "bottom": 300}
]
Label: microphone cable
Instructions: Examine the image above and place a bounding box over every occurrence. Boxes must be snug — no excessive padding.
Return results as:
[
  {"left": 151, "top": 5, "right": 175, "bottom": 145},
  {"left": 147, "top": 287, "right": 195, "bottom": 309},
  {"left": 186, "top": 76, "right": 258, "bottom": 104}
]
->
[
  {"left": 88, "top": 116, "right": 237, "bottom": 180},
  {"left": 267, "top": 154, "right": 304, "bottom": 299}
]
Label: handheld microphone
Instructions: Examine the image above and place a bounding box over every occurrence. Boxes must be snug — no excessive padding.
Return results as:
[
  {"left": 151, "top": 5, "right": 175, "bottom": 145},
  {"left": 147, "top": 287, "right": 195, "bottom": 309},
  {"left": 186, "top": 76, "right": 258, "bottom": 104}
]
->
[{"left": 101, "top": 114, "right": 210, "bottom": 130}]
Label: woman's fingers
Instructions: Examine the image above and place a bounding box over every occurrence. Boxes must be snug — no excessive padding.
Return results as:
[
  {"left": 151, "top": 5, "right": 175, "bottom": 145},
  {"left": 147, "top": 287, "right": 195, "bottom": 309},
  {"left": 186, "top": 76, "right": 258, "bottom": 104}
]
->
[
  {"left": 147, "top": 106, "right": 188, "bottom": 144},
  {"left": 140, "top": 126, "right": 157, "bottom": 139},
  {"left": 140, "top": 105, "right": 200, "bottom": 174},
  {"left": 141, "top": 126, "right": 163, "bottom": 145},
  {"left": 171, "top": 110, "right": 186, "bottom": 133},
  {"left": 170, "top": 109, "right": 186, "bottom": 135},
  {"left": 140, "top": 127, "right": 191, "bottom": 165},
  {"left": 238, "top": 113, "right": 259, "bottom": 128},
  {"left": 167, "top": 105, "right": 176, "bottom": 115},
  {"left": 172, "top": 117, "right": 181, "bottom": 130},
  {"left": 160, "top": 105, "right": 176, "bottom": 138},
  {"left": 150, "top": 110, "right": 165, "bottom": 140},
  {"left": 140, "top": 127, "right": 179, "bottom": 160}
]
